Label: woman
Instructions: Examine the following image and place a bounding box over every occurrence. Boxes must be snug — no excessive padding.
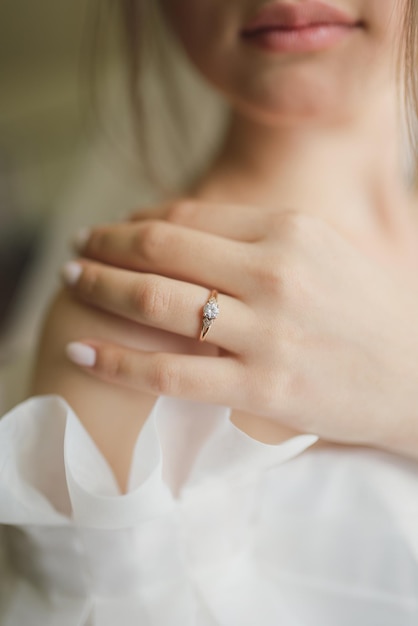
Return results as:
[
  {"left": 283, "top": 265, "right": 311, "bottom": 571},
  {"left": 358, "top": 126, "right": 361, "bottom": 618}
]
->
[{"left": 2, "top": 0, "right": 418, "bottom": 624}]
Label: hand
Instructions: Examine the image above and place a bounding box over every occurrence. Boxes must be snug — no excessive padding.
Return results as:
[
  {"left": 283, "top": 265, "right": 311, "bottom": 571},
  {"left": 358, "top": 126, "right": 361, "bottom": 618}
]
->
[{"left": 62, "top": 201, "right": 418, "bottom": 457}]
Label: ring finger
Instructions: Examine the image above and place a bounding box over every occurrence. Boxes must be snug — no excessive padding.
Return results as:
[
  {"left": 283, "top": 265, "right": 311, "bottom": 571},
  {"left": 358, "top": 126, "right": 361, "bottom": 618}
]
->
[{"left": 61, "top": 260, "right": 255, "bottom": 354}]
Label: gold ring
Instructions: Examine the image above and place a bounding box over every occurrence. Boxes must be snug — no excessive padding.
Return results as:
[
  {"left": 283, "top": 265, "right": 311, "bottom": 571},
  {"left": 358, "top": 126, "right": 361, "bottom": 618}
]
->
[{"left": 199, "top": 289, "right": 219, "bottom": 341}]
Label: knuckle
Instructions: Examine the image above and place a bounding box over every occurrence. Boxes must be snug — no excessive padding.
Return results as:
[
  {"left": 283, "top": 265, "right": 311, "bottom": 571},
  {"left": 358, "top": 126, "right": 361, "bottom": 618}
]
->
[
  {"left": 267, "top": 211, "right": 288, "bottom": 234},
  {"left": 248, "top": 366, "right": 301, "bottom": 414},
  {"left": 78, "top": 265, "right": 100, "bottom": 299},
  {"left": 280, "top": 264, "right": 303, "bottom": 302},
  {"left": 149, "top": 354, "right": 180, "bottom": 396},
  {"left": 134, "top": 220, "right": 168, "bottom": 261},
  {"left": 282, "top": 319, "right": 305, "bottom": 347},
  {"left": 253, "top": 258, "right": 284, "bottom": 296},
  {"left": 131, "top": 278, "right": 168, "bottom": 323},
  {"left": 281, "top": 260, "right": 311, "bottom": 306},
  {"left": 277, "top": 368, "right": 312, "bottom": 429},
  {"left": 128, "top": 209, "right": 142, "bottom": 221},
  {"left": 247, "top": 370, "right": 280, "bottom": 414},
  {"left": 282, "top": 369, "right": 307, "bottom": 402},
  {"left": 253, "top": 254, "right": 305, "bottom": 304},
  {"left": 87, "top": 228, "right": 107, "bottom": 255},
  {"left": 165, "top": 200, "right": 194, "bottom": 224},
  {"left": 275, "top": 210, "right": 311, "bottom": 242},
  {"left": 97, "top": 346, "right": 127, "bottom": 380},
  {"left": 294, "top": 270, "right": 313, "bottom": 306}
]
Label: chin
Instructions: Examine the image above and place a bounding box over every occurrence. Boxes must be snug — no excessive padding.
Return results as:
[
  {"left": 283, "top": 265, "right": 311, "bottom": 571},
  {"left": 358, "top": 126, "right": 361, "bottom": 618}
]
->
[
  {"left": 230, "top": 80, "right": 358, "bottom": 127},
  {"left": 210, "top": 53, "right": 367, "bottom": 127}
]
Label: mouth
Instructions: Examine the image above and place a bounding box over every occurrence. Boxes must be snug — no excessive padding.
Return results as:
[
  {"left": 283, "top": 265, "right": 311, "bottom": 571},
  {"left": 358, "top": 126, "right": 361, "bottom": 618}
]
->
[{"left": 240, "top": 1, "right": 364, "bottom": 53}]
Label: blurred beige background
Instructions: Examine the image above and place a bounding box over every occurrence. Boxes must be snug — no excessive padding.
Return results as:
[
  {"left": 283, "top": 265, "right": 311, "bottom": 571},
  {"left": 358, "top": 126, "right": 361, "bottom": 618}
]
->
[
  {"left": 0, "top": 0, "right": 90, "bottom": 223},
  {"left": 0, "top": 0, "right": 106, "bottom": 348}
]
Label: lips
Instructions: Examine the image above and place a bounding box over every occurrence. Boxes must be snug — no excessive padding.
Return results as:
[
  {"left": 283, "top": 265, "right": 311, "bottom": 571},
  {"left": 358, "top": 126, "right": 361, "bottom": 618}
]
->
[{"left": 241, "top": 1, "right": 360, "bottom": 35}]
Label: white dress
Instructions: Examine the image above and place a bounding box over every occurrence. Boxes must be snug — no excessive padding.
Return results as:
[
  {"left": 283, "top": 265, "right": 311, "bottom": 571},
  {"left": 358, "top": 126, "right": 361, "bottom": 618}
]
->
[{"left": 1, "top": 393, "right": 418, "bottom": 626}]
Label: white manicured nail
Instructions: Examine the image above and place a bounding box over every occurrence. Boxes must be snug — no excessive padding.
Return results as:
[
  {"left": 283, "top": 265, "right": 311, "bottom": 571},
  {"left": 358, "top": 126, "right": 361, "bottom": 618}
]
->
[
  {"left": 61, "top": 261, "right": 83, "bottom": 286},
  {"left": 65, "top": 342, "right": 96, "bottom": 367},
  {"left": 73, "top": 227, "right": 91, "bottom": 251}
]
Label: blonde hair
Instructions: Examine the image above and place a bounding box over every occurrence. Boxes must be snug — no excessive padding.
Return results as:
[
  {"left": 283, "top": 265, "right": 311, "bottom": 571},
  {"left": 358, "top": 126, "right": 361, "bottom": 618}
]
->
[
  {"left": 402, "top": 0, "right": 418, "bottom": 180},
  {"left": 115, "top": 1, "right": 226, "bottom": 191}
]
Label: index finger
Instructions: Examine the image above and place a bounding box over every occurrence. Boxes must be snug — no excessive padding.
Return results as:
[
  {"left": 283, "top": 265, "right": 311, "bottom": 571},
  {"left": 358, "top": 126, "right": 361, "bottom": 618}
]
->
[{"left": 128, "top": 199, "right": 270, "bottom": 242}]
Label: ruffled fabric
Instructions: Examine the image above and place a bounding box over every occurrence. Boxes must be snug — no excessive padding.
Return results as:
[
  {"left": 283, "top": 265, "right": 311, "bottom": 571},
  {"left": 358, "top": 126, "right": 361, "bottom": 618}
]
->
[{"left": 0, "top": 395, "right": 418, "bottom": 626}]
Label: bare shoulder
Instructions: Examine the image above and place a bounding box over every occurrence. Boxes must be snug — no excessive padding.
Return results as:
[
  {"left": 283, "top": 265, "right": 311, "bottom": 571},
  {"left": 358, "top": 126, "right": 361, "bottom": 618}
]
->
[{"left": 30, "top": 288, "right": 158, "bottom": 491}]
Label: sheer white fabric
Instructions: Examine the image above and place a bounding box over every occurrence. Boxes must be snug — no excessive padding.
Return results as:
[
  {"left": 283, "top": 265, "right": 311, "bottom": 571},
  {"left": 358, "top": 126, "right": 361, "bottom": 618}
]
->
[{"left": 1, "top": 394, "right": 418, "bottom": 625}]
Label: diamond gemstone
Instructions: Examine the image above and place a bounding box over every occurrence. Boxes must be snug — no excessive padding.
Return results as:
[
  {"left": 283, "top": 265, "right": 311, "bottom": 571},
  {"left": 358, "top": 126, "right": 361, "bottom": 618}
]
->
[{"left": 203, "top": 299, "right": 219, "bottom": 320}]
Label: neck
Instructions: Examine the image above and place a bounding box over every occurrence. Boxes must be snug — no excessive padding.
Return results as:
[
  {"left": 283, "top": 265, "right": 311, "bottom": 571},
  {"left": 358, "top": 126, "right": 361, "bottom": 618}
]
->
[{"left": 191, "top": 89, "right": 417, "bottom": 252}]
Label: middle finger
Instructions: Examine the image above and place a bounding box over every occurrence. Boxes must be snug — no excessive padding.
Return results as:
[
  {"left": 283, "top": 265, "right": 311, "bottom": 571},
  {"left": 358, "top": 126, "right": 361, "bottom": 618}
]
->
[{"left": 79, "top": 220, "right": 251, "bottom": 299}]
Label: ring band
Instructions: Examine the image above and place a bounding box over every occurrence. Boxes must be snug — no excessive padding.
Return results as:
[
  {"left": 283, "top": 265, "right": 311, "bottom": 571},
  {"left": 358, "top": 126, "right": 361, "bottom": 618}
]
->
[{"left": 199, "top": 289, "right": 219, "bottom": 341}]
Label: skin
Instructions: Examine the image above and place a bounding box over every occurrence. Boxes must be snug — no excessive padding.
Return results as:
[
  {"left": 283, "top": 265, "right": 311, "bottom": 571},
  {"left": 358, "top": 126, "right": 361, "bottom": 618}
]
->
[{"left": 31, "top": 0, "right": 418, "bottom": 492}]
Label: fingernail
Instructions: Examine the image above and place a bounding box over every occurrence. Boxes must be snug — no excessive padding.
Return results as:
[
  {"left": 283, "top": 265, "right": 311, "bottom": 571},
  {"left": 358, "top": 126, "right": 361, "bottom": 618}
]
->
[
  {"left": 61, "top": 261, "right": 83, "bottom": 286},
  {"left": 73, "top": 227, "right": 91, "bottom": 251},
  {"left": 65, "top": 342, "right": 96, "bottom": 367}
]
